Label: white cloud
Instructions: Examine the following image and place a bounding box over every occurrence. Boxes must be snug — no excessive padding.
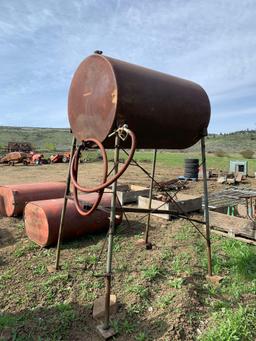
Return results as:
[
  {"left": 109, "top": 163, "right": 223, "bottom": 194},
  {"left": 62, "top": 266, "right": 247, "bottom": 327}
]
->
[{"left": 0, "top": 0, "right": 255, "bottom": 132}]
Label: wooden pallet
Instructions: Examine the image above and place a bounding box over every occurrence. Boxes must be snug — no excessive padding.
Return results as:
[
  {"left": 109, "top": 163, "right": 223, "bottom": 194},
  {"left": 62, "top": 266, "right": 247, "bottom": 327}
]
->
[
  {"left": 210, "top": 228, "right": 256, "bottom": 246},
  {"left": 209, "top": 211, "right": 256, "bottom": 245}
]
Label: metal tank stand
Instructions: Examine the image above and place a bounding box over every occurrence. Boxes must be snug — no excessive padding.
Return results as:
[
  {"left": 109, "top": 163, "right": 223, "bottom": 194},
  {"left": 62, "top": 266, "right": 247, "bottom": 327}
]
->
[
  {"left": 54, "top": 136, "right": 77, "bottom": 271},
  {"left": 96, "top": 133, "right": 120, "bottom": 339},
  {"left": 201, "top": 135, "right": 213, "bottom": 276},
  {"left": 144, "top": 149, "right": 157, "bottom": 248}
]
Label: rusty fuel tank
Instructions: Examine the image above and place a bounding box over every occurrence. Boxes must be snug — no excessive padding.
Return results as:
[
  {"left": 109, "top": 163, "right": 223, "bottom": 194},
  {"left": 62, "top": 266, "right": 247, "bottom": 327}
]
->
[
  {"left": 24, "top": 193, "right": 122, "bottom": 247},
  {"left": 0, "top": 182, "right": 66, "bottom": 217},
  {"left": 68, "top": 54, "right": 210, "bottom": 149}
]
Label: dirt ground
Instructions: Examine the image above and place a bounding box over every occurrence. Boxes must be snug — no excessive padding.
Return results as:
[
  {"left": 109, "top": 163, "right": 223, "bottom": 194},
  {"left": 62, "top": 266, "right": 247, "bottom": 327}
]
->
[{"left": 0, "top": 161, "right": 256, "bottom": 340}]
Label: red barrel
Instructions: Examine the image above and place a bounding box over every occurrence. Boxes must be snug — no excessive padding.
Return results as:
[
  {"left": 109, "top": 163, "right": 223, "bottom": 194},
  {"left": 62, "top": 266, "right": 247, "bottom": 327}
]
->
[
  {"left": 0, "top": 182, "right": 66, "bottom": 217},
  {"left": 24, "top": 193, "right": 122, "bottom": 247}
]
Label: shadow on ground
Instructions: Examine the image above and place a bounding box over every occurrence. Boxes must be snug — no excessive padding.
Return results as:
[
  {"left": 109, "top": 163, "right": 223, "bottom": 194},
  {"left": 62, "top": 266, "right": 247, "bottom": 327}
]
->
[{"left": 0, "top": 302, "right": 170, "bottom": 341}]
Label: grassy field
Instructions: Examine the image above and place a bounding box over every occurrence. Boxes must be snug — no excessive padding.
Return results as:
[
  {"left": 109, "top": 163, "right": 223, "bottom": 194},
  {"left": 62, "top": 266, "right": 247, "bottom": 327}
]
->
[
  {"left": 0, "top": 126, "right": 256, "bottom": 340},
  {"left": 132, "top": 151, "right": 256, "bottom": 175},
  {"left": 0, "top": 126, "right": 255, "bottom": 155},
  {"left": 1, "top": 219, "right": 255, "bottom": 340},
  {"left": 0, "top": 161, "right": 256, "bottom": 340}
]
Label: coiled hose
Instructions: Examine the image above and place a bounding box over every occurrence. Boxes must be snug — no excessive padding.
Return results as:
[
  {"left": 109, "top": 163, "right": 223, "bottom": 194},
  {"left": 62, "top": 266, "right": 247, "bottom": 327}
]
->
[{"left": 70, "top": 127, "right": 136, "bottom": 216}]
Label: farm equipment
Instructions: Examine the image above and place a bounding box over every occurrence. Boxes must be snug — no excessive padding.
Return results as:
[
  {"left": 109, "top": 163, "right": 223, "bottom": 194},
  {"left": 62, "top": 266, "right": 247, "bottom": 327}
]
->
[
  {"left": 0, "top": 151, "right": 50, "bottom": 166},
  {"left": 23, "top": 153, "right": 50, "bottom": 165},
  {"left": 0, "top": 151, "right": 28, "bottom": 165},
  {"left": 50, "top": 153, "right": 63, "bottom": 163},
  {"left": 50, "top": 152, "right": 70, "bottom": 164}
]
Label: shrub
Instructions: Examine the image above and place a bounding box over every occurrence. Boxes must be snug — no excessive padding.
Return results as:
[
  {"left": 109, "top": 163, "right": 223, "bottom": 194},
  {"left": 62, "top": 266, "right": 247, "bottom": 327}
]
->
[
  {"left": 214, "top": 149, "right": 227, "bottom": 157},
  {"left": 240, "top": 149, "right": 254, "bottom": 159}
]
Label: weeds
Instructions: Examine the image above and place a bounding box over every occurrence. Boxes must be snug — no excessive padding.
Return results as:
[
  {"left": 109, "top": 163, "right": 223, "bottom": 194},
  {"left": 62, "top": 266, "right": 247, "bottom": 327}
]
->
[
  {"left": 126, "top": 284, "right": 150, "bottom": 299},
  {"left": 135, "top": 332, "right": 148, "bottom": 341},
  {"left": 142, "top": 264, "right": 162, "bottom": 281},
  {"left": 157, "top": 293, "right": 175, "bottom": 308},
  {"left": 198, "top": 306, "right": 256, "bottom": 341},
  {"left": 171, "top": 252, "right": 192, "bottom": 274},
  {"left": 32, "top": 263, "right": 46, "bottom": 275},
  {"left": 14, "top": 242, "right": 38, "bottom": 258},
  {"left": 168, "top": 277, "right": 184, "bottom": 289}
]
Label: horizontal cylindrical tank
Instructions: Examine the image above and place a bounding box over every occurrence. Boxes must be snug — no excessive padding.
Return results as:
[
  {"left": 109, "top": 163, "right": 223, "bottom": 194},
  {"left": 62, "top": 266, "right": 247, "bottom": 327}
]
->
[
  {"left": 68, "top": 54, "right": 210, "bottom": 149},
  {"left": 0, "top": 182, "right": 66, "bottom": 217},
  {"left": 24, "top": 193, "right": 122, "bottom": 247}
]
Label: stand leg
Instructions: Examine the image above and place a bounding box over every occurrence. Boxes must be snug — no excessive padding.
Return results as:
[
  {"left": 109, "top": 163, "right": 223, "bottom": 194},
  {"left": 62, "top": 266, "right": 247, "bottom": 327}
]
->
[
  {"left": 144, "top": 149, "right": 157, "bottom": 246},
  {"left": 201, "top": 137, "right": 212, "bottom": 276},
  {"left": 55, "top": 136, "right": 77, "bottom": 270},
  {"left": 103, "top": 134, "right": 120, "bottom": 330}
]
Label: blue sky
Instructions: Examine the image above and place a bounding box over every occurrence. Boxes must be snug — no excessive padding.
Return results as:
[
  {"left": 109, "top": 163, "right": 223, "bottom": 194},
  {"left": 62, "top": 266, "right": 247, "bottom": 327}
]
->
[{"left": 0, "top": 0, "right": 255, "bottom": 133}]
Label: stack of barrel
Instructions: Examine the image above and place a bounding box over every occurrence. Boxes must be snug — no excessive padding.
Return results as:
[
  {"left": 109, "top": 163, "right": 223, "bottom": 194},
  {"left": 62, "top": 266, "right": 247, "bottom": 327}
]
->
[
  {"left": 0, "top": 182, "right": 120, "bottom": 247},
  {"left": 184, "top": 159, "right": 199, "bottom": 180}
]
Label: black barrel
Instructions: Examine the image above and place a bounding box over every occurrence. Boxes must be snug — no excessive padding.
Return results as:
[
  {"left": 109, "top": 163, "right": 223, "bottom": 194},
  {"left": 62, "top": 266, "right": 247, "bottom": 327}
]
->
[{"left": 184, "top": 159, "right": 199, "bottom": 179}]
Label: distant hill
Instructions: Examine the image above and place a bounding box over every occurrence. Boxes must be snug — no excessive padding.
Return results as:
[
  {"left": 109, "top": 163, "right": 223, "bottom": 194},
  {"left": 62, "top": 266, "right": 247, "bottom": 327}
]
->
[
  {"left": 0, "top": 126, "right": 71, "bottom": 153},
  {"left": 188, "top": 129, "right": 256, "bottom": 153},
  {"left": 0, "top": 126, "right": 255, "bottom": 155}
]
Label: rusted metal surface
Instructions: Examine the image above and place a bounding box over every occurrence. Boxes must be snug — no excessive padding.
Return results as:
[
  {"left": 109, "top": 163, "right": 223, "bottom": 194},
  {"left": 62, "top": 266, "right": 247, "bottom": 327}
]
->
[
  {"left": 0, "top": 152, "right": 28, "bottom": 164},
  {"left": 68, "top": 54, "right": 211, "bottom": 149},
  {"left": 24, "top": 193, "right": 122, "bottom": 247},
  {"left": 0, "top": 182, "right": 66, "bottom": 217}
]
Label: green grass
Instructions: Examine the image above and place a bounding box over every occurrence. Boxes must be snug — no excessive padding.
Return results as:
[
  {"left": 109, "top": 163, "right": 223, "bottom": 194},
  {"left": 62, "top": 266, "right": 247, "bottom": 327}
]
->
[
  {"left": 193, "top": 233, "right": 256, "bottom": 340},
  {"left": 109, "top": 149, "right": 256, "bottom": 175},
  {"left": 0, "top": 304, "right": 77, "bottom": 341},
  {"left": 142, "top": 264, "right": 162, "bottom": 281},
  {"left": 14, "top": 242, "right": 39, "bottom": 258},
  {"left": 157, "top": 292, "right": 175, "bottom": 308},
  {"left": 133, "top": 151, "right": 256, "bottom": 173},
  {"left": 126, "top": 283, "right": 150, "bottom": 300},
  {"left": 135, "top": 332, "right": 148, "bottom": 341},
  {"left": 0, "top": 126, "right": 72, "bottom": 152},
  {"left": 1, "top": 126, "right": 256, "bottom": 173},
  {"left": 198, "top": 306, "right": 256, "bottom": 341}
]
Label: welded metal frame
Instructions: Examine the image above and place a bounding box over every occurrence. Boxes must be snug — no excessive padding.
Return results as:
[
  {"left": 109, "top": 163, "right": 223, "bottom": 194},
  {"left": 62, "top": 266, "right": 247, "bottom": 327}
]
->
[
  {"left": 201, "top": 136, "right": 212, "bottom": 276},
  {"left": 55, "top": 136, "right": 77, "bottom": 270},
  {"left": 97, "top": 133, "right": 120, "bottom": 337},
  {"left": 144, "top": 149, "right": 157, "bottom": 246},
  {"left": 116, "top": 135, "right": 213, "bottom": 276},
  {"left": 54, "top": 131, "right": 213, "bottom": 336}
]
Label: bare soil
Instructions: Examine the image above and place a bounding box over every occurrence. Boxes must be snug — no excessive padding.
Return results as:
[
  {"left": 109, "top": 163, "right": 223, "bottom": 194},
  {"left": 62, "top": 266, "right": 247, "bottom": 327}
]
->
[{"left": 0, "top": 162, "right": 255, "bottom": 340}]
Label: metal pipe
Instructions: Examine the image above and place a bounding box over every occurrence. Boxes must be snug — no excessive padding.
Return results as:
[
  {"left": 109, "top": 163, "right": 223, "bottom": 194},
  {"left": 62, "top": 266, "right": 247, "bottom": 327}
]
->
[
  {"left": 201, "top": 136, "right": 212, "bottom": 276},
  {"left": 118, "top": 207, "right": 206, "bottom": 225},
  {"left": 55, "top": 136, "right": 77, "bottom": 270},
  {"left": 145, "top": 149, "right": 157, "bottom": 244},
  {"left": 104, "top": 133, "right": 120, "bottom": 330}
]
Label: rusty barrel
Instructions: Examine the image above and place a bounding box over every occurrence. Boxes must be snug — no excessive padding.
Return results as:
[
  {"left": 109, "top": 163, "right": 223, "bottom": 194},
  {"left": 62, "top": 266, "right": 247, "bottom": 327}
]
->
[
  {"left": 0, "top": 182, "right": 66, "bottom": 217},
  {"left": 68, "top": 54, "right": 211, "bottom": 149},
  {"left": 24, "top": 193, "right": 122, "bottom": 247}
]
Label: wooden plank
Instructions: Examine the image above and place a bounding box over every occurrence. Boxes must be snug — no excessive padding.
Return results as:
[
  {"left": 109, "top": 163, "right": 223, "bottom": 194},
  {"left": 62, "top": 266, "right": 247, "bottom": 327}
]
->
[
  {"left": 209, "top": 211, "right": 256, "bottom": 240},
  {"left": 138, "top": 196, "right": 171, "bottom": 220},
  {"left": 210, "top": 229, "right": 256, "bottom": 246},
  {"left": 138, "top": 194, "right": 202, "bottom": 220},
  {"left": 115, "top": 185, "right": 150, "bottom": 205}
]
